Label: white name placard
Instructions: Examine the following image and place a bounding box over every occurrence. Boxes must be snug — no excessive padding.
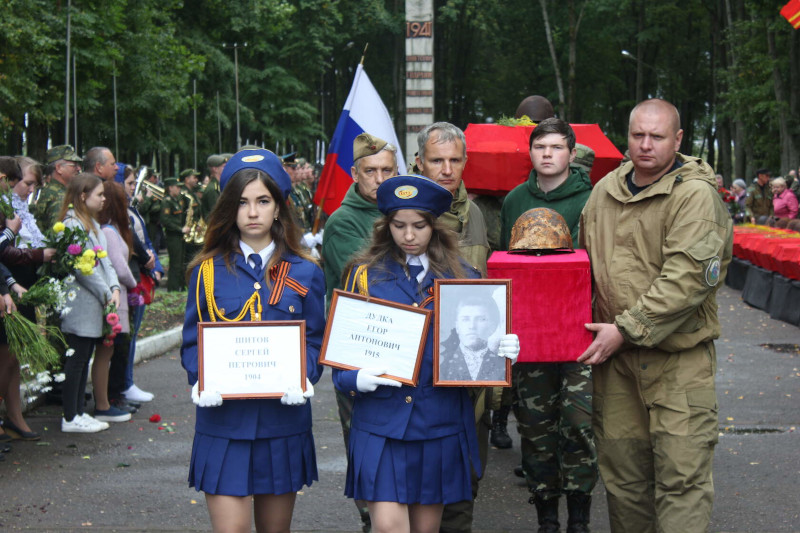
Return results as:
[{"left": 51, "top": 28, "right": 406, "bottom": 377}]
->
[
  {"left": 198, "top": 321, "right": 306, "bottom": 399},
  {"left": 319, "top": 290, "right": 431, "bottom": 385}
]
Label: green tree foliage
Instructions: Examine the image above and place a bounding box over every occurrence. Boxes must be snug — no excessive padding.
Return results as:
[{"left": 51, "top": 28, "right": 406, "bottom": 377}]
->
[{"left": 0, "top": 0, "right": 797, "bottom": 178}]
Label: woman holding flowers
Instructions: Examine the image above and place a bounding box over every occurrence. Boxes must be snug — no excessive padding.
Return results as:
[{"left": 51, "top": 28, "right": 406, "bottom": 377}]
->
[
  {"left": 0, "top": 157, "right": 57, "bottom": 441},
  {"left": 58, "top": 173, "right": 120, "bottom": 433},
  {"left": 181, "top": 149, "right": 325, "bottom": 533},
  {"left": 90, "top": 181, "right": 138, "bottom": 423}
]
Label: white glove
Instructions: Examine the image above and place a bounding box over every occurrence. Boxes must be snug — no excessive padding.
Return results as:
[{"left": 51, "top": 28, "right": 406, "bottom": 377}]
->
[
  {"left": 191, "top": 382, "right": 223, "bottom": 407},
  {"left": 281, "top": 378, "right": 315, "bottom": 406},
  {"left": 302, "top": 232, "right": 317, "bottom": 249},
  {"left": 356, "top": 368, "right": 402, "bottom": 393},
  {"left": 497, "top": 334, "right": 520, "bottom": 364},
  {"left": 314, "top": 230, "right": 324, "bottom": 246}
]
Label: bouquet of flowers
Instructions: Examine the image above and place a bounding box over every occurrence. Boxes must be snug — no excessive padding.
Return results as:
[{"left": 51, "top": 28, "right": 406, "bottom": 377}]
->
[
  {"left": 718, "top": 187, "right": 742, "bottom": 219},
  {"left": 102, "top": 303, "right": 123, "bottom": 347},
  {"left": 496, "top": 115, "right": 537, "bottom": 127},
  {"left": 16, "top": 276, "right": 69, "bottom": 318},
  {"left": 38, "top": 221, "right": 107, "bottom": 279},
  {"left": 4, "top": 311, "right": 65, "bottom": 376}
]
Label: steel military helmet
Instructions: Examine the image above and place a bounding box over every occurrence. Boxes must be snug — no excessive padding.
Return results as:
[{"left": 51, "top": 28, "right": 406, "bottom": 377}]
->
[{"left": 508, "top": 208, "right": 573, "bottom": 253}]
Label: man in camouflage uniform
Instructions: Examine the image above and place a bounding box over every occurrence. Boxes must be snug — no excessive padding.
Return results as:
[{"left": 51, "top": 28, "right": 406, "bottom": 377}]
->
[
  {"left": 500, "top": 118, "right": 596, "bottom": 533},
  {"left": 160, "top": 177, "right": 186, "bottom": 292},
  {"left": 288, "top": 157, "right": 317, "bottom": 233},
  {"left": 34, "top": 145, "right": 82, "bottom": 233},
  {"left": 180, "top": 168, "right": 203, "bottom": 268},
  {"left": 745, "top": 168, "right": 773, "bottom": 224}
]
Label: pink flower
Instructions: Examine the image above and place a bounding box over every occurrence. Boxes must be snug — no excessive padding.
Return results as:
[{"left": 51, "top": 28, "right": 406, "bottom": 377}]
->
[
  {"left": 106, "top": 313, "right": 120, "bottom": 326},
  {"left": 102, "top": 338, "right": 114, "bottom": 347},
  {"left": 67, "top": 244, "right": 82, "bottom": 255},
  {"left": 93, "top": 246, "right": 103, "bottom": 253},
  {"left": 112, "top": 323, "right": 123, "bottom": 333}
]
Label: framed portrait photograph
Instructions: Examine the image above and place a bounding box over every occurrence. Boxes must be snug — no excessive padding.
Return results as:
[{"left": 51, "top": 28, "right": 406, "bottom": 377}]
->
[
  {"left": 198, "top": 320, "right": 307, "bottom": 399},
  {"left": 433, "top": 279, "right": 512, "bottom": 387},
  {"left": 319, "top": 289, "right": 431, "bottom": 386}
]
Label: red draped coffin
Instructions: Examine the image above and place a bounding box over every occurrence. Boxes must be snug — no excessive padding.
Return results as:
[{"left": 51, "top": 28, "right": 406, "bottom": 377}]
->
[
  {"left": 462, "top": 123, "right": 624, "bottom": 195},
  {"left": 487, "top": 250, "right": 592, "bottom": 362}
]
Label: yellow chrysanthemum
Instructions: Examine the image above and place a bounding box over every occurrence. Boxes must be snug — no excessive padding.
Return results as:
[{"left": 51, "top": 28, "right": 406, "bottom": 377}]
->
[
  {"left": 52, "top": 222, "right": 66, "bottom": 233},
  {"left": 82, "top": 249, "right": 96, "bottom": 260},
  {"left": 97, "top": 250, "right": 108, "bottom": 259}
]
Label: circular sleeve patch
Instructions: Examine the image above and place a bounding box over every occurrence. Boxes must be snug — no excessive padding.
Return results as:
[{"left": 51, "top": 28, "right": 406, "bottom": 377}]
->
[{"left": 705, "top": 256, "right": 721, "bottom": 287}]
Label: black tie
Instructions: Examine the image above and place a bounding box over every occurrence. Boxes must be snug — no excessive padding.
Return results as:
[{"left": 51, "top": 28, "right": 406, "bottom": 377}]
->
[
  {"left": 249, "top": 253, "right": 262, "bottom": 273},
  {"left": 408, "top": 263, "right": 424, "bottom": 281}
]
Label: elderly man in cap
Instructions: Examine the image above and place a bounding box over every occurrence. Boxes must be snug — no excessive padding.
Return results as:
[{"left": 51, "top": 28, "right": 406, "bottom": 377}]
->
[
  {"left": 415, "top": 122, "right": 491, "bottom": 533},
  {"left": 201, "top": 154, "right": 228, "bottom": 219},
  {"left": 34, "top": 145, "right": 83, "bottom": 233},
  {"left": 83, "top": 146, "right": 118, "bottom": 181},
  {"left": 322, "top": 131, "right": 398, "bottom": 532}
]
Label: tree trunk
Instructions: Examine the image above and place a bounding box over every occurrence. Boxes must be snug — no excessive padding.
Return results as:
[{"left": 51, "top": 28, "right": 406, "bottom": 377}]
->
[
  {"left": 567, "top": 0, "right": 585, "bottom": 122},
  {"left": 789, "top": 28, "right": 800, "bottom": 172},
  {"left": 539, "top": 0, "right": 566, "bottom": 118},
  {"left": 767, "top": 27, "right": 793, "bottom": 174}
]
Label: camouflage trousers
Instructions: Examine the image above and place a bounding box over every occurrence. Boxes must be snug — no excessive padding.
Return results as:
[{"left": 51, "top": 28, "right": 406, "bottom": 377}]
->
[{"left": 512, "top": 362, "right": 598, "bottom": 496}]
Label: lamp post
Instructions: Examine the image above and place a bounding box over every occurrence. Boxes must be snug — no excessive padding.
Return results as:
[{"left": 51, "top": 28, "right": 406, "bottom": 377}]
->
[
  {"left": 222, "top": 42, "right": 247, "bottom": 150},
  {"left": 621, "top": 49, "right": 661, "bottom": 101}
]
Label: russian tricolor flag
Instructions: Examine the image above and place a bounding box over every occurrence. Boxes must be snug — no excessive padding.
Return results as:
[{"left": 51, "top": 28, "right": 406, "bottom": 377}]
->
[{"left": 314, "top": 64, "right": 405, "bottom": 216}]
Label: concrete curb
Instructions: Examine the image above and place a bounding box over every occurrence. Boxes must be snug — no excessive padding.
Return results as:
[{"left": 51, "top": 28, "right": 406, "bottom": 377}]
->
[{"left": 17, "top": 326, "right": 182, "bottom": 414}]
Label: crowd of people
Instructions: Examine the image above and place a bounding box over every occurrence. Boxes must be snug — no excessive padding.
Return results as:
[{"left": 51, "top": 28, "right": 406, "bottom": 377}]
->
[
  {"left": 718, "top": 166, "right": 800, "bottom": 228},
  {"left": 2, "top": 97, "right": 743, "bottom": 533}
]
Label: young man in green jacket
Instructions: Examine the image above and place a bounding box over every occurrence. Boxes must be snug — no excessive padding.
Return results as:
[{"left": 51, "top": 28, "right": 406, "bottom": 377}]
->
[
  {"left": 500, "top": 118, "right": 597, "bottom": 533},
  {"left": 321, "top": 132, "right": 398, "bottom": 532}
]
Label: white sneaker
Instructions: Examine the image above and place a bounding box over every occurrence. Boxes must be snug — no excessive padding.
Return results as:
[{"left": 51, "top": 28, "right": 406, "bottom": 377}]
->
[
  {"left": 123, "top": 384, "right": 154, "bottom": 402},
  {"left": 62, "top": 416, "right": 104, "bottom": 433},
  {"left": 80, "top": 413, "right": 110, "bottom": 431}
]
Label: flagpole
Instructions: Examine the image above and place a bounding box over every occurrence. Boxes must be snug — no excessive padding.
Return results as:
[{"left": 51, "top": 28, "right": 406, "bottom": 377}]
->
[{"left": 359, "top": 43, "right": 369, "bottom": 66}]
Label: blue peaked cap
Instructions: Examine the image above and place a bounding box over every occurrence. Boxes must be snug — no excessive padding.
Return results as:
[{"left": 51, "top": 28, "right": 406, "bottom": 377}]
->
[
  {"left": 219, "top": 148, "right": 292, "bottom": 199},
  {"left": 376, "top": 174, "right": 452, "bottom": 217}
]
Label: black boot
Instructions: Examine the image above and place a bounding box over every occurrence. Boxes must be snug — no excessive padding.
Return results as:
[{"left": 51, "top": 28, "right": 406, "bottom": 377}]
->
[
  {"left": 490, "top": 405, "right": 513, "bottom": 449},
  {"left": 529, "top": 493, "right": 560, "bottom": 533},
  {"left": 566, "top": 493, "right": 591, "bottom": 533}
]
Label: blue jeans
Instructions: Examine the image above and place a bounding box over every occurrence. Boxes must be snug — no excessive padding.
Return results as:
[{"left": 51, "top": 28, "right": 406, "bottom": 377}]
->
[{"left": 126, "top": 304, "right": 147, "bottom": 389}]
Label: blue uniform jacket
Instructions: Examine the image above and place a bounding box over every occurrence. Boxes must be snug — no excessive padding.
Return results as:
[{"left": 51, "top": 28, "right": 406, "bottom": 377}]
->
[
  {"left": 332, "top": 259, "right": 481, "bottom": 466},
  {"left": 181, "top": 251, "right": 325, "bottom": 440}
]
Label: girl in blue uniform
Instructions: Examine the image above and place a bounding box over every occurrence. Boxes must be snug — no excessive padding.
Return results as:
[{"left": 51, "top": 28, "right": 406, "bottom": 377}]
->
[
  {"left": 333, "top": 175, "right": 519, "bottom": 533},
  {"left": 181, "top": 149, "right": 325, "bottom": 533}
]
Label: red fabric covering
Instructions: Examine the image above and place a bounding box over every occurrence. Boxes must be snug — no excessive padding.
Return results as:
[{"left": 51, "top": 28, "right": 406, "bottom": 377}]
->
[
  {"left": 487, "top": 251, "right": 592, "bottom": 362},
  {"left": 462, "top": 123, "right": 624, "bottom": 195},
  {"left": 774, "top": 242, "right": 800, "bottom": 280}
]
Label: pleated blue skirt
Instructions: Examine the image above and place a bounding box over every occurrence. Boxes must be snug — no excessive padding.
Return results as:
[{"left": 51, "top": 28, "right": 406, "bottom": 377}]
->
[
  {"left": 189, "top": 430, "right": 318, "bottom": 496},
  {"left": 345, "top": 427, "right": 473, "bottom": 505}
]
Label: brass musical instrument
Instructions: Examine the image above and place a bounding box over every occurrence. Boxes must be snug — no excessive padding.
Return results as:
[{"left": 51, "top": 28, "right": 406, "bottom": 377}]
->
[
  {"left": 141, "top": 180, "right": 166, "bottom": 201},
  {"left": 182, "top": 191, "right": 206, "bottom": 245}
]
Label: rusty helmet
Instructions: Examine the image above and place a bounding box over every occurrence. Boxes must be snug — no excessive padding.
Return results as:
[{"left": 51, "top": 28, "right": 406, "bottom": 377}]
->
[{"left": 508, "top": 208, "right": 573, "bottom": 253}]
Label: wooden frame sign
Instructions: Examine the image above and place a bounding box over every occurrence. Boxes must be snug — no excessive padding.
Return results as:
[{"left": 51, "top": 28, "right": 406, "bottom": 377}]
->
[
  {"left": 433, "top": 279, "right": 512, "bottom": 387},
  {"left": 198, "top": 320, "right": 306, "bottom": 399},
  {"left": 319, "top": 289, "right": 431, "bottom": 386}
]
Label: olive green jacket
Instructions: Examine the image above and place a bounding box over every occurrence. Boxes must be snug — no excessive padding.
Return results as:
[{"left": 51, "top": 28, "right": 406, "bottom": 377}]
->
[
  {"left": 440, "top": 182, "right": 490, "bottom": 276},
  {"left": 580, "top": 153, "right": 733, "bottom": 352}
]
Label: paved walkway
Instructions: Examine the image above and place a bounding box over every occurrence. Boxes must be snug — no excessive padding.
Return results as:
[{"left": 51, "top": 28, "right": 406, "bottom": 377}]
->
[{"left": 0, "top": 286, "right": 798, "bottom": 531}]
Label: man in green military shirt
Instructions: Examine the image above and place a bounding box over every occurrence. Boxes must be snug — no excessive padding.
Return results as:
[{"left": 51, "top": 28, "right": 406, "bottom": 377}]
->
[
  {"left": 180, "top": 168, "right": 203, "bottom": 269},
  {"left": 200, "top": 154, "right": 228, "bottom": 219},
  {"left": 160, "top": 177, "right": 187, "bottom": 292},
  {"left": 35, "top": 145, "right": 82, "bottom": 233}
]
